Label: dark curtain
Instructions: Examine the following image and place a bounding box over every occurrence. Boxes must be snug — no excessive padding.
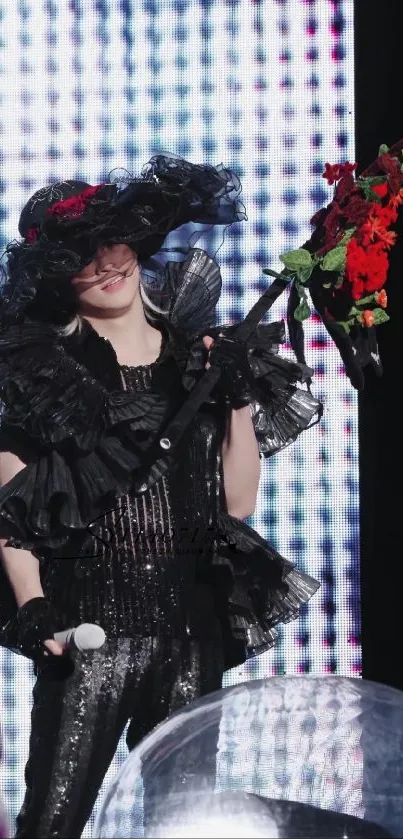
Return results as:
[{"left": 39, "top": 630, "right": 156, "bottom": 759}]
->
[{"left": 355, "top": 0, "right": 403, "bottom": 688}]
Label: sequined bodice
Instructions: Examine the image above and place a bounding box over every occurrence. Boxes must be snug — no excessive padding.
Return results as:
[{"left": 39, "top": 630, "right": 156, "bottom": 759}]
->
[{"left": 41, "top": 359, "right": 227, "bottom": 640}]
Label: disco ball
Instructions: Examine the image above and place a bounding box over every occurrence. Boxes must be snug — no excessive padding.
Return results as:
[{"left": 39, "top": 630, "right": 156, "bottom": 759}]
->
[{"left": 93, "top": 676, "right": 403, "bottom": 838}]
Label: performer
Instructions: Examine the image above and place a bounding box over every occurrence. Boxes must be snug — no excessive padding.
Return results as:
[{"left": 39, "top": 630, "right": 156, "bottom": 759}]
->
[{"left": 0, "top": 156, "right": 321, "bottom": 837}]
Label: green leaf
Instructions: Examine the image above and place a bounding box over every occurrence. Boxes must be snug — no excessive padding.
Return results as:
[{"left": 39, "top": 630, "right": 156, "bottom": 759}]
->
[
  {"left": 336, "top": 320, "right": 350, "bottom": 333},
  {"left": 358, "top": 175, "right": 388, "bottom": 201},
  {"left": 378, "top": 143, "right": 389, "bottom": 155},
  {"left": 294, "top": 300, "right": 311, "bottom": 321},
  {"left": 372, "top": 308, "right": 390, "bottom": 325},
  {"left": 297, "top": 265, "right": 314, "bottom": 284},
  {"left": 279, "top": 248, "right": 313, "bottom": 272},
  {"left": 358, "top": 175, "right": 387, "bottom": 186},
  {"left": 350, "top": 307, "right": 389, "bottom": 327},
  {"left": 339, "top": 227, "right": 356, "bottom": 246},
  {"left": 321, "top": 246, "right": 346, "bottom": 272},
  {"left": 354, "top": 293, "right": 376, "bottom": 307},
  {"left": 293, "top": 282, "right": 311, "bottom": 321}
]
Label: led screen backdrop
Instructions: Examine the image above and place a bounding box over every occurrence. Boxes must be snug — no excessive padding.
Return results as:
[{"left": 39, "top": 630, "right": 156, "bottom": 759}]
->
[{"left": 0, "top": 0, "right": 357, "bottom": 833}]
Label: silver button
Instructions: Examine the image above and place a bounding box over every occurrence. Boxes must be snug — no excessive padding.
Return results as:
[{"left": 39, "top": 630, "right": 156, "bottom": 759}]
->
[
  {"left": 159, "top": 437, "right": 171, "bottom": 450},
  {"left": 138, "top": 483, "right": 147, "bottom": 493}
]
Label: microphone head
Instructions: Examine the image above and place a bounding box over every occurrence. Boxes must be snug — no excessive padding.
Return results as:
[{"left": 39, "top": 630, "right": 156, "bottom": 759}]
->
[{"left": 74, "top": 623, "right": 106, "bottom": 651}]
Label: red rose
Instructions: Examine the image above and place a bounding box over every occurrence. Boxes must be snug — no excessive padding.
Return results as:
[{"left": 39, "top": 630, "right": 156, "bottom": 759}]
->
[
  {"left": 25, "top": 226, "right": 39, "bottom": 243},
  {"left": 361, "top": 310, "right": 375, "bottom": 328},
  {"left": 334, "top": 172, "right": 357, "bottom": 203},
  {"left": 363, "top": 246, "right": 389, "bottom": 292},
  {"left": 322, "top": 205, "right": 344, "bottom": 250},
  {"left": 359, "top": 204, "right": 398, "bottom": 249},
  {"left": 375, "top": 289, "right": 387, "bottom": 308},
  {"left": 343, "top": 195, "right": 372, "bottom": 227},
  {"left": 338, "top": 162, "right": 357, "bottom": 177},
  {"left": 322, "top": 163, "right": 341, "bottom": 185},
  {"left": 47, "top": 184, "right": 104, "bottom": 219},
  {"left": 322, "top": 161, "right": 356, "bottom": 186},
  {"left": 370, "top": 202, "right": 398, "bottom": 227},
  {"left": 371, "top": 182, "right": 388, "bottom": 198},
  {"left": 346, "top": 238, "right": 389, "bottom": 298}
]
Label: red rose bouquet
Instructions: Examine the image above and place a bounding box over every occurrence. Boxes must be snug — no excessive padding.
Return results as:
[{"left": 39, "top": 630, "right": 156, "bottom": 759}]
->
[{"left": 266, "top": 140, "right": 403, "bottom": 389}]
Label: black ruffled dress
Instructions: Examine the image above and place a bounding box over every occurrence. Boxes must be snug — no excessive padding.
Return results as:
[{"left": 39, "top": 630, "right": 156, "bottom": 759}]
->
[{"left": 0, "top": 250, "right": 321, "bottom": 671}]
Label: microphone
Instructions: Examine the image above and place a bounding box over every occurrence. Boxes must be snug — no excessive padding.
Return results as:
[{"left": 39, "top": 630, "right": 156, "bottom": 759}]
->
[{"left": 53, "top": 623, "right": 106, "bottom": 652}]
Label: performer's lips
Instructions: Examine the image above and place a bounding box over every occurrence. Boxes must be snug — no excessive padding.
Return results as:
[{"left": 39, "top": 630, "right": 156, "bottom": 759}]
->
[{"left": 100, "top": 274, "right": 127, "bottom": 292}]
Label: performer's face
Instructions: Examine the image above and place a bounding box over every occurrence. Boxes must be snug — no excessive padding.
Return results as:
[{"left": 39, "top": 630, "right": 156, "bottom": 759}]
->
[{"left": 71, "top": 244, "right": 141, "bottom": 314}]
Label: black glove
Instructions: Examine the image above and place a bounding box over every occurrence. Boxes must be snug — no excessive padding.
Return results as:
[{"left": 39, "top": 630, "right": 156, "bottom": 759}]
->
[
  {"left": 16, "top": 596, "right": 67, "bottom": 664},
  {"left": 208, "top": 334, "right": 254, "bottom": 409}
]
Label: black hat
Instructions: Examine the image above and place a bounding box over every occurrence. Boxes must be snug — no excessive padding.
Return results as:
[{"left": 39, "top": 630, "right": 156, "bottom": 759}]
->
[
  {"left": 18, "top": 180, "right": 92, "bottom": 238},
  {"left": 0, "top": 155, "right": 245, "bottom": 326}
]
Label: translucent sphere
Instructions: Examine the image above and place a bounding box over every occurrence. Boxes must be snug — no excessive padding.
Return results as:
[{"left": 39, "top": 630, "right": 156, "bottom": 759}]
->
[
  {"left": 0, "top": 728, "right": 8, "bottom": 839},
  {"left": 94, "top": 676, "right": 403, "bottom": 838},
  {"left": 0, "top": 800, "right": 9, "bottom": 839}
]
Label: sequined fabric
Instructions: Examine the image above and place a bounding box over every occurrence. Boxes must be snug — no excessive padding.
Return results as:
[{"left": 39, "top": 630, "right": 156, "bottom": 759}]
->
[
  {"left": 15, "top": 636, "right": 224, "bottom": 838},
  {"left": 40, "top": 358, "right": 227, "bottom": 642}
]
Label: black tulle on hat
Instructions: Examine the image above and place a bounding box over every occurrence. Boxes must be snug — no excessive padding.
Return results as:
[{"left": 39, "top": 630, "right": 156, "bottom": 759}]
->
[{"left": 0, "top": 155, "right": 245, "bottom": 327}]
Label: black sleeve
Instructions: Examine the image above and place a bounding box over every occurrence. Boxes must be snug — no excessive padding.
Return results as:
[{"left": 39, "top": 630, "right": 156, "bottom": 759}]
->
[{"left": 0, "top": 423, "right": 40, "bottom": 464}]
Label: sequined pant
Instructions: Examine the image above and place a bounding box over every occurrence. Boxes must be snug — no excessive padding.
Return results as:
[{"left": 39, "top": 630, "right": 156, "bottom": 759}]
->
[{"left": 15, "top": 636, "right": 224, "bottom": 838}]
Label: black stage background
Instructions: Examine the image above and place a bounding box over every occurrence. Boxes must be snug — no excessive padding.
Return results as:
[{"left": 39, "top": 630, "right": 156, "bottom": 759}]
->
[{"left": 355, "top": 0, "right": 403, "bottom": 689}]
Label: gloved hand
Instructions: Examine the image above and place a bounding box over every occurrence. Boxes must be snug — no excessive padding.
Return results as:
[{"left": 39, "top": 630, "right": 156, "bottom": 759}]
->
[
  {"left": 205, "top": 333, "right": 254, "bottom": 409},
  {"left": 16, "top": 596, "right": 66, "bottom": 663}
]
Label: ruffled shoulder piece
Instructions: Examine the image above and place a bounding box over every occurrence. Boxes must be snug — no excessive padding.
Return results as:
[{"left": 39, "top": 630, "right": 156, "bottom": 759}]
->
[
  {"left": 187, "top": 325, "right": 321, "bottom": 456},
  {"left": 143, "top": 248, "right": 223, "bottom": 333},
  {"left": 144, "top": 250, "right": 322, "bottom": 456},
  {"left": 0, "top": 319, "right": 167, "bottom": 454},
  {"left": 161, "top": 318, "right": 322, "bottom": 458},
  {"left": 0, "top": 319, "right": 170, "bottom": 551},
  {"left": 213, "top": 512, "right": 320, "bottom": 667}
]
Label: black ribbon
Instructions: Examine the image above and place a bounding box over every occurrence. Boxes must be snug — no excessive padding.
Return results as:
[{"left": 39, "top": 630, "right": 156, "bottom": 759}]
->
[{"left": 159, "top": 274, "right": 291, "bottom": 450}]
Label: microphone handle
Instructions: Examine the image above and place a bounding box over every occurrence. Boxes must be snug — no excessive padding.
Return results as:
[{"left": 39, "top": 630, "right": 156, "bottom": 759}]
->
[
  {"left": 53, "top": 623, "right": 106, "bottom": 651},
  {"left": 53, "top": 627, "right": 77, "bottom": 649}
]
